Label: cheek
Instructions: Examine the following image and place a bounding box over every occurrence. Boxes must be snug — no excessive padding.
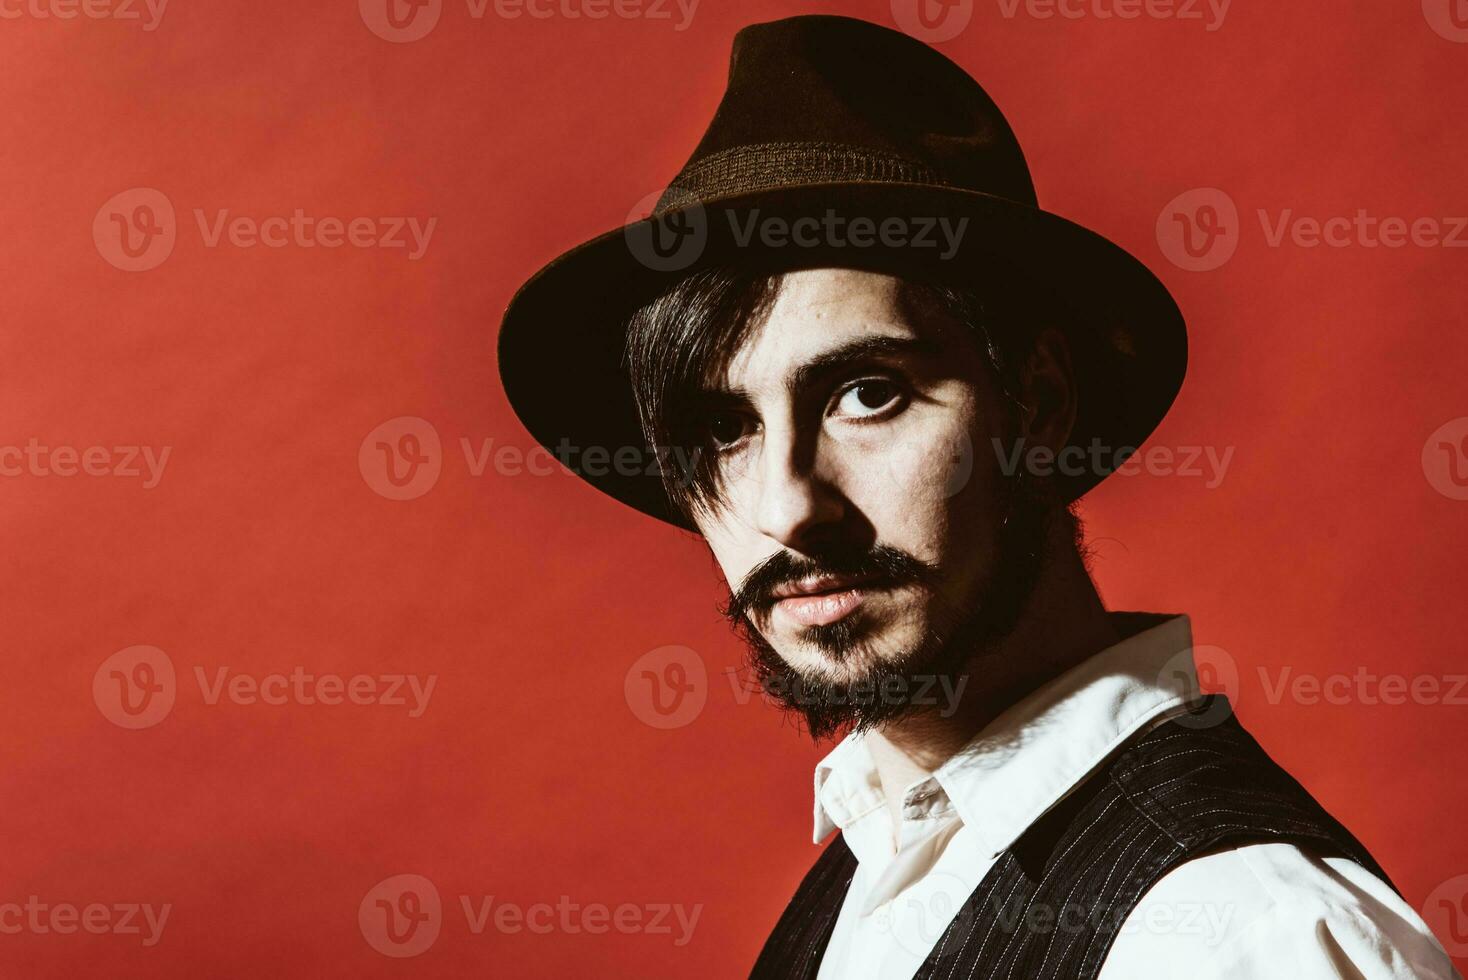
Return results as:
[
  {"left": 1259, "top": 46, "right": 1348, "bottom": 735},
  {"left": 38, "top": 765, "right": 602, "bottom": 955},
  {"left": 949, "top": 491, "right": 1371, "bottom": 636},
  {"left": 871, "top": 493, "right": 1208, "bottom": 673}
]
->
[
  {"left": 881, "top": 426, "right": 976, "bottom": 503},
  {"left": 694, "top": 450, "right": 767, "bottom": 536},
  {"left": 699, "top": 523, "right": 759, "bottom": 595},
  {"left": 847, "top": 410, "right": 1006, "bottom": 584},
  {"left": 852, "top": 405, "right": 987, "bottom": 520}
]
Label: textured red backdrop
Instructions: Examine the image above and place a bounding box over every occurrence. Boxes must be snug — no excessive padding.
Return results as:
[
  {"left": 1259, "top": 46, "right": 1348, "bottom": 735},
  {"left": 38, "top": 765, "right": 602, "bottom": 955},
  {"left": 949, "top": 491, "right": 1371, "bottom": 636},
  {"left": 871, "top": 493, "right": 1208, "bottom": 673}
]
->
[{"left": 2, "top": 0, "right": 1465, "bottom": 976}]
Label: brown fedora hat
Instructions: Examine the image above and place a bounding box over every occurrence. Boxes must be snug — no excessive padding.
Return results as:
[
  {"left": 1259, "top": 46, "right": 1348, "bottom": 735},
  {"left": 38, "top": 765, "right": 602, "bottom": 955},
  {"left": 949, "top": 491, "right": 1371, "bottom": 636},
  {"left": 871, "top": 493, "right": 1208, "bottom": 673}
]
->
[{"left": 497, "top": 14, "right": 1186, "bottom": 531}]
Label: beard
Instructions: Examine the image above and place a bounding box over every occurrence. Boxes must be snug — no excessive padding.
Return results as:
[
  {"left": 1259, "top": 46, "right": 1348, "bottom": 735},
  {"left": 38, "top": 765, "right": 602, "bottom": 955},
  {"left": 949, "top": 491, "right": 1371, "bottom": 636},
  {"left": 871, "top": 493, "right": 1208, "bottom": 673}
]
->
[{"left": 720, "top": 469, "right": 1059, "bottom": 741}]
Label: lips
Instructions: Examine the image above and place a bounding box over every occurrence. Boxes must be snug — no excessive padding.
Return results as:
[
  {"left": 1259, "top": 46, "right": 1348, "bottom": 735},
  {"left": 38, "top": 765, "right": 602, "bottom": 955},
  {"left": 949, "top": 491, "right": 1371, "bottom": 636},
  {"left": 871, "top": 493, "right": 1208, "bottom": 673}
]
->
[
  {"left": 772, "top": 573, "right": 883, "bottom": 627},
  {"left": 771, "top": 572, "right": 878, "bottom": 600}
]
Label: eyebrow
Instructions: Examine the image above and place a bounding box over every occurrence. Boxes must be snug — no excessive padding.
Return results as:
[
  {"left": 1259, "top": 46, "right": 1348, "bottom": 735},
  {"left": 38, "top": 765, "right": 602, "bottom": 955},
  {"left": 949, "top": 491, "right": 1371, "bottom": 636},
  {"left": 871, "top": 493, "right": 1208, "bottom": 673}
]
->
[{"left": 704, "top": 333, "right": 946, "bottom": 403}]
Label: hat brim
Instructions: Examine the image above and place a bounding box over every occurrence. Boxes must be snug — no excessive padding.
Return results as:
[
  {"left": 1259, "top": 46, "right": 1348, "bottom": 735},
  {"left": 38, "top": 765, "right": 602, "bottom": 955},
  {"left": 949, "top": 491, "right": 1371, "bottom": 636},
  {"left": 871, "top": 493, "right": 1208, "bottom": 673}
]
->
[{"left": 497, "top": 181, "right": 1187, "bottom": 531}]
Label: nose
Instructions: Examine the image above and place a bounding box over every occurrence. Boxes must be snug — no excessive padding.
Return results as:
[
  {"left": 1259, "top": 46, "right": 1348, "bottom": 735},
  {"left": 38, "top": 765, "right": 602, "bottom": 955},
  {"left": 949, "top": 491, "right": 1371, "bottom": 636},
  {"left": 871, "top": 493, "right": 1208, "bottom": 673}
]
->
[{"left": 752, "top": 424, "right": 847, "bottom": 551}]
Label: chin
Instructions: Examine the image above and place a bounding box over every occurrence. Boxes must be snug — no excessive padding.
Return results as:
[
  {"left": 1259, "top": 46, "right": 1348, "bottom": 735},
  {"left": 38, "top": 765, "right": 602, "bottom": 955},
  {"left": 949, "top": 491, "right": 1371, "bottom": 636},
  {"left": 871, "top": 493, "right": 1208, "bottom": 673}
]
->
[{"left": 789, "top": 615, "right": 927, "bottom": 679}]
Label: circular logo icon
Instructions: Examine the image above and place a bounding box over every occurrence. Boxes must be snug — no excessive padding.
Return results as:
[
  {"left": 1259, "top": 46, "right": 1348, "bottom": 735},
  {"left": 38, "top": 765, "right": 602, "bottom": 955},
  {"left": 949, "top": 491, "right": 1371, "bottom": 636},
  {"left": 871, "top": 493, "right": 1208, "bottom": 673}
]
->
[
  {"left": 1156, "top": 188, "right": 1239, "bottom": 272},
  {"left": 1422, "top": 417, "right": 1468, "bottom": 500},
  {"left": 890, "top": 0, "right": 974, "bottom": 43},
  {"left": 93, "top": 645, "right": 176, "bottom": 730},
  {"left": 359, "top": 0, "right": 442, "bottom": 42},
  {"left": 886, "top": 429, "right": 975, "bottom": 499},
  {"left": 623, "top": 187, "right": 708, "bottom": 273},
  {"left": 889, "top": 870, "right": 978, "bottom": 957},
  {"left": 624, "top": 645, "right": 708, "bottom": 729},
  {"left": 93, "top": 188, "right": 176, "bottom": 273},
  {"left": 1422, "top": 0, "right": 1468, "bottom": 42},
  {"left": 359, "top": 874, "right": 442, "bottom": 958},
  {"left": 359, "top": 416, "right": 442, "bottom": 501},
  {"left": 1159, "top": 643, "right": 1239, "bottom": 729},
  {"left": 1421, "top": 873, "right": 1468, "bottom": 957}
]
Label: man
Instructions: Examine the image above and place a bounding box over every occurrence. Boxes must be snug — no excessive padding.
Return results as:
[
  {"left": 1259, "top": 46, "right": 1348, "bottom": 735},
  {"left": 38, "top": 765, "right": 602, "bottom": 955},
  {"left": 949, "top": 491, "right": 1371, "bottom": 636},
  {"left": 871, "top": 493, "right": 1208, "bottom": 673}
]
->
[{"left": 497, "top": 14, "right": 1457, "bottom": 979}]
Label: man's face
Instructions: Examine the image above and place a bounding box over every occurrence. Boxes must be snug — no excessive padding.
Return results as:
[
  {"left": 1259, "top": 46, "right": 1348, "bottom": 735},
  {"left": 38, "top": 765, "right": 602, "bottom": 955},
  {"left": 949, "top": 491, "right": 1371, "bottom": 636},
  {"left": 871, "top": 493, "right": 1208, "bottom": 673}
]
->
[{"left": 693, "top": 268, "right": 1037, "bottom": 724}]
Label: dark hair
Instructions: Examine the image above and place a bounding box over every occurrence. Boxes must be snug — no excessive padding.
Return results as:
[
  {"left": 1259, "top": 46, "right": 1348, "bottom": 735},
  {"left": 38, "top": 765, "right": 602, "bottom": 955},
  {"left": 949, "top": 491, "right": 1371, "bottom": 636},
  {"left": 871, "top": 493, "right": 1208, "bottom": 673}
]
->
[{"left": 622, "top": 263, "right": 1043, "bottom": 525}]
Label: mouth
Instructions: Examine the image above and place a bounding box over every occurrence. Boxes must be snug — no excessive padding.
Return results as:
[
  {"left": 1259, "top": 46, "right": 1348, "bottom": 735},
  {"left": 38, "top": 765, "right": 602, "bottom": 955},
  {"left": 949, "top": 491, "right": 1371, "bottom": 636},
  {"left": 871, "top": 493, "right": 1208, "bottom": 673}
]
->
[{"left": 771, "top": 574, "right": 886, "bottom": 628}]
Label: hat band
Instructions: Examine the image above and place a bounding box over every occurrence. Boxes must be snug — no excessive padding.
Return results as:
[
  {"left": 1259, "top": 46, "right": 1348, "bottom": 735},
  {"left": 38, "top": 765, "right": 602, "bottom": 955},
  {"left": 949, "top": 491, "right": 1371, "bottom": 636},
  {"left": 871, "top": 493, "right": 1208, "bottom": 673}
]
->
[{"left": 653, "top": 140, "right": 949, "bottom": 214}]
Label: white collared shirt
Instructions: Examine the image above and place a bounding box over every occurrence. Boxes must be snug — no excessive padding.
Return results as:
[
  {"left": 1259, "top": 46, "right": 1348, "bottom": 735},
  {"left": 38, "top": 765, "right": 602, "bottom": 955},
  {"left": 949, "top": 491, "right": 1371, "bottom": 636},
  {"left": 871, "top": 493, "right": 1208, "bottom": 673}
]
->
[{"left": 812, "top": 613, "right": 1459, "bottom": 979}]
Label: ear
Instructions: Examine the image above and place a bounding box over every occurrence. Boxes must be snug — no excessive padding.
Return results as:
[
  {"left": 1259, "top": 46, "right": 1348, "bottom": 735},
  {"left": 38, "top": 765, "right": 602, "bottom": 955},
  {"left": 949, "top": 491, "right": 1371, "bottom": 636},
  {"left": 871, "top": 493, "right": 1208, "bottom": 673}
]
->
[{"left": 1017, "top": 328, "right": 1078, "bottom": 454}]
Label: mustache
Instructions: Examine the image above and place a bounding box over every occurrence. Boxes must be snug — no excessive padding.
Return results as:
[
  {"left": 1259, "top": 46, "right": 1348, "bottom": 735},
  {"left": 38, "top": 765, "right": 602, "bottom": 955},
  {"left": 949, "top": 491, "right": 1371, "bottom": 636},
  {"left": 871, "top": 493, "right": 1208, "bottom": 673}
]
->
[{"left": 722, "top": 543, "right": 939, "bottom": 628}]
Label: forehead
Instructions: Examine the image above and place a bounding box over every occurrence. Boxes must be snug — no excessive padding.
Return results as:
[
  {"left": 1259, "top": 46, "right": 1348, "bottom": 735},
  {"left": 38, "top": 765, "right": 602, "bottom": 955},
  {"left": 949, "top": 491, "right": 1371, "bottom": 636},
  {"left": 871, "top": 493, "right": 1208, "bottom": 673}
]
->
[{"left": 721, "top": 267, "right": 935, "bottom": 391}]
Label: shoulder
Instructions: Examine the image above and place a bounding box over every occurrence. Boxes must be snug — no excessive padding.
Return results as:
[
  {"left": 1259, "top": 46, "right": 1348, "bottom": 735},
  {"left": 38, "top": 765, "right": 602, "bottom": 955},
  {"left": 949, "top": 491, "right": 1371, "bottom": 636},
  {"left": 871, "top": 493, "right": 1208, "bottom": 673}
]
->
[{"left": 1098, "top": 842, "right": 1460, "bottom": 979}]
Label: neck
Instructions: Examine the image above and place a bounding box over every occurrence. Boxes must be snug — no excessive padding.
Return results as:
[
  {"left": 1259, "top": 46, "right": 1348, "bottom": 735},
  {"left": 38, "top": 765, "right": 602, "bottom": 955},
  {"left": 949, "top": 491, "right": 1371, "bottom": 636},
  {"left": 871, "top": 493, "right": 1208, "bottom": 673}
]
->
[{"left": 864, "top": 520, "right": 1119, "bottom": 818}]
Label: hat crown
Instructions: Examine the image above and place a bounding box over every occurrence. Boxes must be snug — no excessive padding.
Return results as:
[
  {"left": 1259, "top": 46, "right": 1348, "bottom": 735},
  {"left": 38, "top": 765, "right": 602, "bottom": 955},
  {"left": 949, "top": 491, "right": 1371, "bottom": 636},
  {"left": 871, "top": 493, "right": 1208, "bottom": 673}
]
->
[{"left": 657, "top": 15, "right": 1037, "bottom": 212}]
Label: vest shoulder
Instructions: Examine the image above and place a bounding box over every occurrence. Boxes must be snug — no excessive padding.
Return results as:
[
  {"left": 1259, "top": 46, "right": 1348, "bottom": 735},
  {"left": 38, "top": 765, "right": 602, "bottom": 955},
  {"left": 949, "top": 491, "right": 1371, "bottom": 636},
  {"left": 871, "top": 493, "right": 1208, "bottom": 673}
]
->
[{"left": 1102, "top": 702, "right": 1390, "bottom": 885}]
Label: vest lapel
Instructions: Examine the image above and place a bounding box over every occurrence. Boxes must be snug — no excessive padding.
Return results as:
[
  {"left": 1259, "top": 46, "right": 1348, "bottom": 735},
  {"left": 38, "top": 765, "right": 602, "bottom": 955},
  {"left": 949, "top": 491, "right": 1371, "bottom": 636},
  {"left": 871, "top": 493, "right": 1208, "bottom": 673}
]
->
[{"left": 749, "top": 835, "right": 859, "bottom": 979}]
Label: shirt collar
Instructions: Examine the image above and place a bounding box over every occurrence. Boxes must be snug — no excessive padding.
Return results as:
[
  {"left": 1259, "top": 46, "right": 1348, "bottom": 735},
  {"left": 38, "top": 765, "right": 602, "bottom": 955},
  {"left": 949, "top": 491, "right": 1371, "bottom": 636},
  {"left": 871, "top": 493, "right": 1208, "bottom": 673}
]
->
[{"left": 812, "top": 612, "right": 1200, "bottom": 857}]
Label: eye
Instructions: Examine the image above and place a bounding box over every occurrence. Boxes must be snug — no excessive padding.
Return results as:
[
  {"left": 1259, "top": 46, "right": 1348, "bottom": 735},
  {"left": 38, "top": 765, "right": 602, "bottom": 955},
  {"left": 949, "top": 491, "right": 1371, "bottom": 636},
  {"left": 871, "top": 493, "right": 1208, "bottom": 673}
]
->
[
  {"left": 833, "top": 379, "right": 904, "bottom": 419},
  {"left": 706, "top": 410, "right": 753, "bottom": 450}
]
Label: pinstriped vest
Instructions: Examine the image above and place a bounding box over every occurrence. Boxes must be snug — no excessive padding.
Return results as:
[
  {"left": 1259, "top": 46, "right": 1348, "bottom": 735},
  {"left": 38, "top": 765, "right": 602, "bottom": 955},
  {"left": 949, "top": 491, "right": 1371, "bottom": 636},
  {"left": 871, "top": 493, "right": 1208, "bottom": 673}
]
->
[{"left": 750, "top": 699, "right": 1394, "bottom": 980}]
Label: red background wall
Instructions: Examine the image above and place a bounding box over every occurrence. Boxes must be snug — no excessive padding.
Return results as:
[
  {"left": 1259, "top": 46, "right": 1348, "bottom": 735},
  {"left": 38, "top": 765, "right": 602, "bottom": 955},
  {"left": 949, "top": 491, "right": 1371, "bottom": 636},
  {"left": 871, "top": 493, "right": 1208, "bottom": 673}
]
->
[{"left": 2, "top": 0, "right": 1465, "bottom": 976}]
